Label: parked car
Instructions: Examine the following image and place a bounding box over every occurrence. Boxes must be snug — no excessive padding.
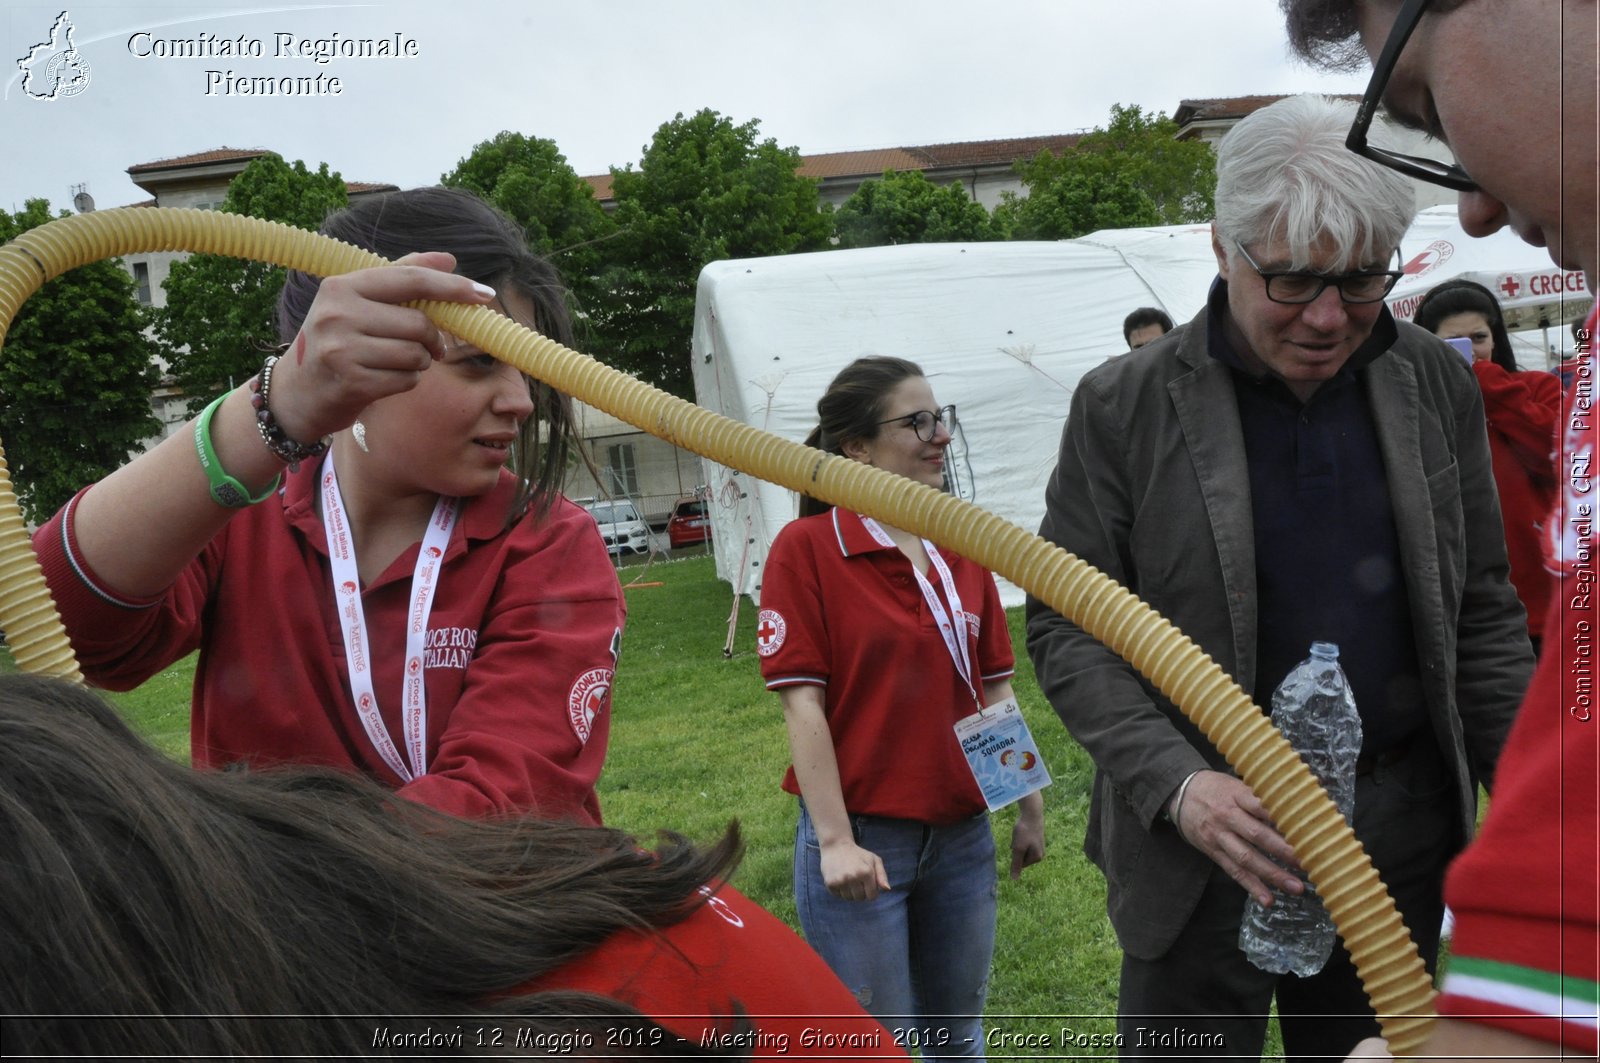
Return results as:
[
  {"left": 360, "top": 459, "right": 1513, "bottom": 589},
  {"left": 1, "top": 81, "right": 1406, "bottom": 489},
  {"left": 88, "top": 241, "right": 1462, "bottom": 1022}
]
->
[
  {"left": 666, "top": 497, "right": 711, "bottom": 548},
  {"left": 581, "top": 498, "right": 650, "bottom": 556}
]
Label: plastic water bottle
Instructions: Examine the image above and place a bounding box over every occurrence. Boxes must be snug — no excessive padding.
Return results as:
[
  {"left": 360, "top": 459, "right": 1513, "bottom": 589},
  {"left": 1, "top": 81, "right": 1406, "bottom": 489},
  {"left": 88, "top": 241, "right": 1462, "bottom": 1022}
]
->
[{"left": 1238, "top": 641, "right": 1363, "bottom": 976}]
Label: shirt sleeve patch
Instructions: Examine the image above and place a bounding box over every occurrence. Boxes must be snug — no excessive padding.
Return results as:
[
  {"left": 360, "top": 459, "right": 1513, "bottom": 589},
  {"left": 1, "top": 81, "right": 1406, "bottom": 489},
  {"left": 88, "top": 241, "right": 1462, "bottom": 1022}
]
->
[
  {"left": 756, "top": 609, "right": 787, "bottom": 657},
  {"left": 567, "top": 666, "right": 613, "bottom": 744}
]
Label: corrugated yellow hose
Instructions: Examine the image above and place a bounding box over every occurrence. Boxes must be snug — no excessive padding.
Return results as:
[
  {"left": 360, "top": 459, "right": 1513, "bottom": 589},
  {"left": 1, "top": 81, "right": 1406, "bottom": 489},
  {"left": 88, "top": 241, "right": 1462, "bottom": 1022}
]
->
[{"left": 0, "top": 207, "right": 1436, "bottom": 1052}]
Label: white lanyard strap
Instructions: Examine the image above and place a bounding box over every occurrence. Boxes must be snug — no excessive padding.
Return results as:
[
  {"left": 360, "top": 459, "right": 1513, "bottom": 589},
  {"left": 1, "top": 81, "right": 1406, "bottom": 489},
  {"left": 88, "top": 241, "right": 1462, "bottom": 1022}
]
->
[
  {"left": 859, "top": 515, "right": 978, "bottom": 705},
  {"left": 321, "top": 452, "right": 460, "bottom": 782}
]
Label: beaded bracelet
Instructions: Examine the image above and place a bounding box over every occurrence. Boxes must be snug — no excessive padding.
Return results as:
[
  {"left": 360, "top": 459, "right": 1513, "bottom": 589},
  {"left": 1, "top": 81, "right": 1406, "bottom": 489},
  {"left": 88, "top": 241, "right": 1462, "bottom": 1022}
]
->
[
  {"left": 193, "top": 394, "right": 280, "bottom": 509},
  {"left": 249, "top": 354, "right": 330, "bottom": 471}
]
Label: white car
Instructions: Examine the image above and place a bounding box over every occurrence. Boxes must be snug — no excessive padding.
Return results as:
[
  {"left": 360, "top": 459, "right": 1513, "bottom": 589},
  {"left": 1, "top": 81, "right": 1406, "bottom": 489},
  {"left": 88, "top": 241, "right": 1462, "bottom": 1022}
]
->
[{"left": 582, "top": 499, "right": 650, "bottom": 556}]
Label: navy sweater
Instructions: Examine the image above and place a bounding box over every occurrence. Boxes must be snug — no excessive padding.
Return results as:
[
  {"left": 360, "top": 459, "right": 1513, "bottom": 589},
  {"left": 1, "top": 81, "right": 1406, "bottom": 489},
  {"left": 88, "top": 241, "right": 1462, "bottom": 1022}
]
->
[{"left": 1205, "top": 279, "right": 1425, "bottom": 755}]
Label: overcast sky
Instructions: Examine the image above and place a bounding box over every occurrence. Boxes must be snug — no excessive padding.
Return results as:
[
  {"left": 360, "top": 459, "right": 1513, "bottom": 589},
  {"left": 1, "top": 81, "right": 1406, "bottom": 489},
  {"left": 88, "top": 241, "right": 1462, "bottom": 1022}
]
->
[{"left": 1, "top": 0, "right": 1369, "bottom": 214}]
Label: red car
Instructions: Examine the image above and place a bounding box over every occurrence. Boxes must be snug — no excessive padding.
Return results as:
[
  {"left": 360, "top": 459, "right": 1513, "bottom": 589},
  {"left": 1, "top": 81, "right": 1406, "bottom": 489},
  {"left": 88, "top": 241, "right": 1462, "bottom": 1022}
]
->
[{"left": 666, "top": 497, "right": 711, "bottom": 548}]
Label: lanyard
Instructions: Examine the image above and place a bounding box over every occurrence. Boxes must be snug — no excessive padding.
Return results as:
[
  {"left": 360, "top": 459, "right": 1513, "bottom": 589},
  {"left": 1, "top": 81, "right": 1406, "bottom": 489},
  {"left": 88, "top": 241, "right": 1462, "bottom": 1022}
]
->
[
  {"left": 321, "top": 452, "right": 461, "bottom": 782},
  {"left": 859, "top": 515, "right": 979, "bottom": 708}
]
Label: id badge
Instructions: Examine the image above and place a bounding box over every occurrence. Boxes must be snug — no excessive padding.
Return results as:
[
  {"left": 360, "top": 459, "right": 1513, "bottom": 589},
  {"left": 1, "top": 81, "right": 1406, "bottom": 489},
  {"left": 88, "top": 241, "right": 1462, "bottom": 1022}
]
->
[{"left": 954, "top": 696, "right": 1052, "bottom": 812}]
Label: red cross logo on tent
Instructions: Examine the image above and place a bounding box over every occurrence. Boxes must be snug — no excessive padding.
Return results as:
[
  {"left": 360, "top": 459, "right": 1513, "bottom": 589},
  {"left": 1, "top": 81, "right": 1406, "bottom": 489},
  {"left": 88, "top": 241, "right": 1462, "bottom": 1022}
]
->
[
  {"left": 756, "top": 609, "right": 787, "bottom": 657},
  {"left": 1402, "top": 240, "right": 1454, "bottom": 276},
  {"left": 1500, "top": 275, "right": 1522, "bottom": 299}
]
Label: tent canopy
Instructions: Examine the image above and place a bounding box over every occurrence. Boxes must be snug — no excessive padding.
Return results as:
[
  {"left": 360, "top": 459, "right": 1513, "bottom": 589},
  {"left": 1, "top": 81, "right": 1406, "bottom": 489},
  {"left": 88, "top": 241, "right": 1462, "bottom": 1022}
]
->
[{"left": 690, "top": 207, "right": 1588, "bottom": 608}]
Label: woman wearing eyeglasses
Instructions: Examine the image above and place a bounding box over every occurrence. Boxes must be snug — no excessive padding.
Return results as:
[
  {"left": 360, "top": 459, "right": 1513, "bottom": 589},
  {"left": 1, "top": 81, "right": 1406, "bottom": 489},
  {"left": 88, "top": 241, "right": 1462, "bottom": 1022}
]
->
[
  {"left": 1414, "top": 280, "right": 1561, "bottom": 656},
  {"left": 756, "top": 356, "right": 1045, "bottom": 1059}
]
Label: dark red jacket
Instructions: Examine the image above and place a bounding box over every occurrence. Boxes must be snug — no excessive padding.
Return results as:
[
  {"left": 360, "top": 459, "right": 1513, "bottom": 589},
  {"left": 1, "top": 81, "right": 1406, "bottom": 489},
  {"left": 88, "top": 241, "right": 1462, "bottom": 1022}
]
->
[{"left": 35, "top": 467, "right": 624, "bottom": 823}]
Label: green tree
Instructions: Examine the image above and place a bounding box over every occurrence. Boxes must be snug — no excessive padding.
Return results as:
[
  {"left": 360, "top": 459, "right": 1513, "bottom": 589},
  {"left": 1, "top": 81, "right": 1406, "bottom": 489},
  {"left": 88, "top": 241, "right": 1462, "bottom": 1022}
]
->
[
  {"left": 998, "top": 168, "right": 1163, "bottom": 241},
  {"left": 440, "top": 131, "right": 616, "bottom": 324},
  {"left": 154, "top": 154, "right": 348, "bottom": 411},
  {"left": 997, "top": 104, "right": 1216, "bottom": 240},
  {"left": 0, "top": 199, "right": 161, "bottom": 523},
  {"left": 833, "top": 169, "right": 1001, "bottom": 248},
  {"left": 597, "top": 109, "right": 833, "bottom": 397}
]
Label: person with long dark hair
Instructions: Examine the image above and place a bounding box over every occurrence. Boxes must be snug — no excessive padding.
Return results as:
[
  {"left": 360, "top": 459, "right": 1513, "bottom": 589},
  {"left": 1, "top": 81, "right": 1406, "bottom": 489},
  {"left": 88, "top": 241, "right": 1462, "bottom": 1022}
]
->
[
  {"left": 756, "top": 356, "right": 1045, "bottom": 1058},
  {"left": 0, "top": 672, "right": 905, "bottom": 1059},
  {"left": 1414, "top": 279, "right": 1561, "bottom": 654},
  {"left": 31, "top": 187, "right": 625, "bottom": 822}
]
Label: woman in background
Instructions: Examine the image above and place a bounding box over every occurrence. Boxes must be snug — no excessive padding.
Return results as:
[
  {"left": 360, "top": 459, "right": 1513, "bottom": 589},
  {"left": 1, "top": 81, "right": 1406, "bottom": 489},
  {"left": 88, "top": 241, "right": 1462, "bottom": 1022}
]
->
[
  {"left": 1415, "top": 279, "right": 1562, "bottom": 654},
  {"left": 758, "top": 356, "right": 1045, "bottom": 1059},
  {"left": 0, "top": 672, "right": 904, "bottom": 1059}
]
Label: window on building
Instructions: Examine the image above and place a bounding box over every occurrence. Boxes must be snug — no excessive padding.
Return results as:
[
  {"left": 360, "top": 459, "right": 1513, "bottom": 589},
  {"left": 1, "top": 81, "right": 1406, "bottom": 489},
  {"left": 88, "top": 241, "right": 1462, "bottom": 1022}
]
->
[
  {"left": 605, "top": 443, "right": 639, "bottom": 496},
  {"left": 132, "top": 262, "right": 151, "bottom": 306}
]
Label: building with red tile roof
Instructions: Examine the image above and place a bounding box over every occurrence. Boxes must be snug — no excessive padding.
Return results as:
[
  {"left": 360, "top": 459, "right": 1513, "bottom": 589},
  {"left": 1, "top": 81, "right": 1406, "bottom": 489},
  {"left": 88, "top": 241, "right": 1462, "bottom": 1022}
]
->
[
  {"left": 1173, "top": 94, "right": 1362, "bottom": 147},
  {"left": 115, "top": 148, "right": 398, "bottom": 450},
  {"left": 584, "top": 133, "right": 1087, "bottom": 212}
]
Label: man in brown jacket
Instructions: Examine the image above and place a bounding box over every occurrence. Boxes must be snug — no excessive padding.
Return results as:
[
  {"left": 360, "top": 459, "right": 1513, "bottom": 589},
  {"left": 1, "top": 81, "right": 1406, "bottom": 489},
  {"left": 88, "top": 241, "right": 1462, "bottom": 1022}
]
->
[{"left": 1025, "top": 94, "right": 1531, "bottom": 1061}]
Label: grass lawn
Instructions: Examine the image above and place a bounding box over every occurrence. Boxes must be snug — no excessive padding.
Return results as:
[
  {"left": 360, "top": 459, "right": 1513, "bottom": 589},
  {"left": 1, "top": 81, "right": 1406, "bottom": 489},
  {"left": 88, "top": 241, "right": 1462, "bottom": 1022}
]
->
[
  {"left": 598, "top": 552, "right": 1126, "bottom": 1041},
  {"left": 40, "top": 551, "right": 1218, "bottom": 1050}
]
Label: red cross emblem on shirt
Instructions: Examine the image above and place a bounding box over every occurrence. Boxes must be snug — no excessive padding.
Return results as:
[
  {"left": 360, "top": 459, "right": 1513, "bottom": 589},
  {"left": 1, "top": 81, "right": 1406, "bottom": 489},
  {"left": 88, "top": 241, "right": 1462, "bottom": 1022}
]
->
[{"left": 756, "top": 609, "right": 787, "bottom": 656}]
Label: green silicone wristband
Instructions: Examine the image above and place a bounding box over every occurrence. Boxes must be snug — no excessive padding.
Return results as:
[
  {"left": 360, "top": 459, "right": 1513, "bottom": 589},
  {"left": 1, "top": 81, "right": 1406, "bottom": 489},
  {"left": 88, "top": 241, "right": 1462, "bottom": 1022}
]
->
[{"left": 194, "top": 394, "right": 280, "bottom": 509}]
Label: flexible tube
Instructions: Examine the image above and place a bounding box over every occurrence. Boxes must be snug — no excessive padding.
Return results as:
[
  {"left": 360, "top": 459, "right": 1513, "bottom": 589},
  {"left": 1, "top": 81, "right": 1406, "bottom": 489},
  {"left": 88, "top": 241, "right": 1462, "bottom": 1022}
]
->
[{"left": 0, "top": 208, "right": 1436, "bottom": 1052}]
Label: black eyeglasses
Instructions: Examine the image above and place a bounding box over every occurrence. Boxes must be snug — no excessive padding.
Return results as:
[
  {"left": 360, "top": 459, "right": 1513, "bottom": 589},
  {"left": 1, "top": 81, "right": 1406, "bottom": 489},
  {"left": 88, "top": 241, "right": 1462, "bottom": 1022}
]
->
[
  {"left": 1233, "top": 241, "right": 1403, "bottom": 305},
  {"left": 876, "top": 405, "right": 956, "bottom": 442},
  {"left": 1346, "top": 0, "right": 1476, "bottom": 192}
]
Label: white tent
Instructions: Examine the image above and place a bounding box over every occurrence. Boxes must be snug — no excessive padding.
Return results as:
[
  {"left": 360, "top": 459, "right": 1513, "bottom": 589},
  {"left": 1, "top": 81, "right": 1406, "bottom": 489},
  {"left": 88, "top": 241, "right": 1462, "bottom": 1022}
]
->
[
  {"left": 1387, "top": 205, "right": 1592, "bottom": 332},
  {"left": 690, "top": 207, "right": 1589, "bottom": 608}
]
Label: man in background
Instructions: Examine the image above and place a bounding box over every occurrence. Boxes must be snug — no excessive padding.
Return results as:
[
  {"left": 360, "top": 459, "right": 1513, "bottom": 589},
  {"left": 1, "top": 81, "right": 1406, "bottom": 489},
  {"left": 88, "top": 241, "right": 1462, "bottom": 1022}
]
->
[{"left": 1122, "top": 306, "right": 1174, "bottom": 350}]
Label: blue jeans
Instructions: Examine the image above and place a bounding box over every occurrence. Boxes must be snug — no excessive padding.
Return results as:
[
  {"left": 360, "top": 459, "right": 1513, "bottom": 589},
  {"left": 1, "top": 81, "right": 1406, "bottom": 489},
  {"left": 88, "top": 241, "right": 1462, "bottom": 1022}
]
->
[{"left": 794, "top": 801, "right": 997, "bottom": 1061}]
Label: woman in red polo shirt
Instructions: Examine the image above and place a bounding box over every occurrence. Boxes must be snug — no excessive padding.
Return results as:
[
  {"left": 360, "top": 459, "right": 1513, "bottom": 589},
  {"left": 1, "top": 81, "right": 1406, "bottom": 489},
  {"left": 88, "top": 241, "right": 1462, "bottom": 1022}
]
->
[
  {"left": 757, "top": 356, "right": 1045, "bottom": 1058},
  {"left": 0, "top": 672, "right": 905, "bottom": 1059},
  {"left": 32, "top": 188, "right": 624, "bottom": 823}
]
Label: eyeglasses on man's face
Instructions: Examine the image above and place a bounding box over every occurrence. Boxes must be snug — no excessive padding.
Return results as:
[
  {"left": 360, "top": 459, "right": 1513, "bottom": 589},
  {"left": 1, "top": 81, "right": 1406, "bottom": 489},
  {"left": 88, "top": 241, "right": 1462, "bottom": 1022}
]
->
[
  {"left": 1346, "top": 0, "right": 1476, "bottom": 192},
  {"left": 1233, "top": 241, "right": 1404, "bottom": 305},
  {"left": 877, "top": 405, "right": 956, "bottom": 443}
]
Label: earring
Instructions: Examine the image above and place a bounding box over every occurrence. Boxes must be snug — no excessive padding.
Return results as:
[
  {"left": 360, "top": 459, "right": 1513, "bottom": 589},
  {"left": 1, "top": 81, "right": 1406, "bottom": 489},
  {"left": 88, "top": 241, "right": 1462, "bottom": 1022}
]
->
[{"left": 352, "top": 421, "right": 370, "bottom": 454}]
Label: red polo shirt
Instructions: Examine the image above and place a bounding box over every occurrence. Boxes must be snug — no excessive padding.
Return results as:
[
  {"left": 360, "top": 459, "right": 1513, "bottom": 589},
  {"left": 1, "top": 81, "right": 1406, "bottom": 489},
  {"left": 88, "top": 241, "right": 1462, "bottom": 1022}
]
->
[
  {"left": 529, "top": 883, "right": 907, "bottom": 1057},
  {"left": 1434, "top": 315, "right": 1599, "bottom": 1054},
  {"left": 757, "top": 508, "right": 1014, "bottom": 824},
  {"left": 34, "top": 466, "right": 625, "bottom": 824}
]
